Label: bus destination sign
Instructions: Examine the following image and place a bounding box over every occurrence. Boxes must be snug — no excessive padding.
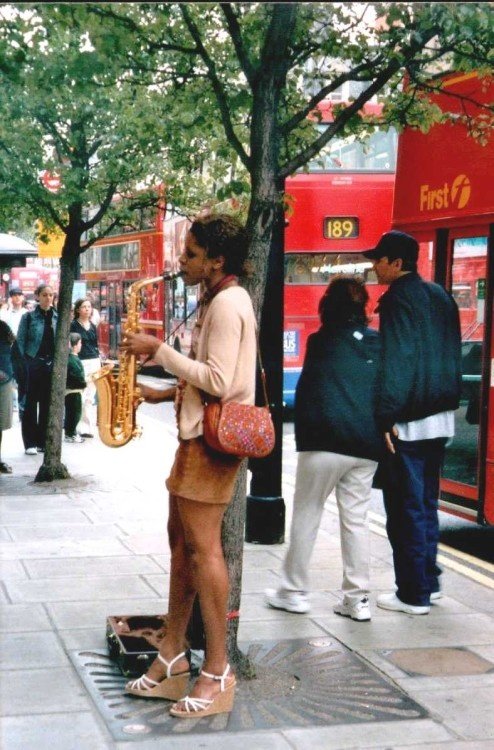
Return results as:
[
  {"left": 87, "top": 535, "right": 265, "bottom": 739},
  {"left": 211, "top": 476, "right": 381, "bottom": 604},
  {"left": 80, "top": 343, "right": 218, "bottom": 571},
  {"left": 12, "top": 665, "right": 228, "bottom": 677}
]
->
[{"left": 323, "top": 216, "right": 359, "bottom": 239}]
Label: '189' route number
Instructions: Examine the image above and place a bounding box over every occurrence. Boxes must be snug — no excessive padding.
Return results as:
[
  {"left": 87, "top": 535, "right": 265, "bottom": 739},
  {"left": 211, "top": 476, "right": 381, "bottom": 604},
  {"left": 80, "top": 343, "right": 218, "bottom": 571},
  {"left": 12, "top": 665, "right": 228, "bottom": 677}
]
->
[{"left": 323, "top": 216, "right": 359, "bottom": 239}]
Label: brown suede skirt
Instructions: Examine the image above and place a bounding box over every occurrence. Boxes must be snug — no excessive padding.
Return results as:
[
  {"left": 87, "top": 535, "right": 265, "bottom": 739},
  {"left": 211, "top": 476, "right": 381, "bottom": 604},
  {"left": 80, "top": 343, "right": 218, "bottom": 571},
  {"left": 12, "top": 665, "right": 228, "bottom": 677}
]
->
[{"left": 166, "top": 436, "right": 242, "bottom": 505}]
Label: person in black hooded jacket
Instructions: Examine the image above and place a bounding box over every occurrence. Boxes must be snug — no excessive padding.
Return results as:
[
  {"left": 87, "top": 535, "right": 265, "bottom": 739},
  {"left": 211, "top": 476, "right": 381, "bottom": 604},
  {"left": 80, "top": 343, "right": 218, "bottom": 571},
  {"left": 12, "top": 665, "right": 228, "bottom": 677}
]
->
[{"left": 266, "top": 275, "right": 383, "bottom": 621}]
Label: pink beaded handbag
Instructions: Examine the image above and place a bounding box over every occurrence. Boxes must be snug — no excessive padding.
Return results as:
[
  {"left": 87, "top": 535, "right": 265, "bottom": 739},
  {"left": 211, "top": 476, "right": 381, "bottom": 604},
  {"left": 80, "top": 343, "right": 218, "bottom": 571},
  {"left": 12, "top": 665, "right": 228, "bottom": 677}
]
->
[{"left": 202, "top": 364, "right": 275, "bottom": 459}]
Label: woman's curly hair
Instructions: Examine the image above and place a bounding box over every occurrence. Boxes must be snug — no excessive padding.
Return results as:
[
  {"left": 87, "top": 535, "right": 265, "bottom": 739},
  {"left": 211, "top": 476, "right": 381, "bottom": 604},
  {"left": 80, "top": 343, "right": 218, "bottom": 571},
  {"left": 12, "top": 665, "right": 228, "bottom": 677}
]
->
[{"left": 189, "top": 213, "right": 249, "bottom": 277}]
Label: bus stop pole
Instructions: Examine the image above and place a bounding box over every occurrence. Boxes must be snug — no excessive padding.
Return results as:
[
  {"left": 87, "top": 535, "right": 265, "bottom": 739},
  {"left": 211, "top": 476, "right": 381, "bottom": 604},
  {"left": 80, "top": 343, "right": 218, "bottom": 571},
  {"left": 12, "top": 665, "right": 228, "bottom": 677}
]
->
[{"left": 245, "top": 192, "right": 286, "bottom": 544}]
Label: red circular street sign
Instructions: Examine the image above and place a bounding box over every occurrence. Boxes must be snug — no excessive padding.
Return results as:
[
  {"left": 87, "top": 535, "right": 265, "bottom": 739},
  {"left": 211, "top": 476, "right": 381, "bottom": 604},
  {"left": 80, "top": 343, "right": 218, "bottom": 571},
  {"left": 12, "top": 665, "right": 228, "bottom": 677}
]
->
[{"left": 41, "top": 171, "right": 61, "bottom": 192}]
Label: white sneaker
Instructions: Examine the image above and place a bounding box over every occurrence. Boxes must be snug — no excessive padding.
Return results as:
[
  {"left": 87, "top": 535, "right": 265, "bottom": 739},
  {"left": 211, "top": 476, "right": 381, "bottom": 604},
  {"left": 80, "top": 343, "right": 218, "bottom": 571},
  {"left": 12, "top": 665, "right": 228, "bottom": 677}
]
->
[
  {"left": 333, "top": 596, "right": 371, "bottom": 621},
  {"left": 265, "top": 588, "right": 310, "bottom": 614},
  {"left": 430, "top": 591, "right": 442, "bottom": 601},
  {"left": 25, "top": 447, "right": 37, "bottom": 456},
  {"left": 377, "top": 592, "right": 430, "bottom": 615}
]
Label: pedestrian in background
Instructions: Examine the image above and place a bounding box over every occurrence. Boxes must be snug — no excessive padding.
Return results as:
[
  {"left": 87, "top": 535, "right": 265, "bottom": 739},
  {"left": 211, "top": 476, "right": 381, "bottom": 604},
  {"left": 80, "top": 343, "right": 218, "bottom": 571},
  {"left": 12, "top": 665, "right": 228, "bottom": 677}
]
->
[
  {"left": 1, "top": 288, "right": 27, "bottom": 415},
  {"left": 266, "top": 275, "right": 382, "bottom": 621},
  {"left": 15, "top": 283, "right": 57, "bottom": 455},
  {"left": 70, "top": 298, "right": 101, "bottom": 438},
  {"left": 87, "top": 291, "right": 101, "bottom": 327},
  {"left": 64, "top": 332, "right": 87, "bottom": 444},
  {"left": 0, "top": 320, "right": 15, "bottom": 473},
  {"left": 1, "top": 287, "right": 27, "bottom": 336},
  {"left": 364, "top": 231, "right": 462, "bottom": 615}
]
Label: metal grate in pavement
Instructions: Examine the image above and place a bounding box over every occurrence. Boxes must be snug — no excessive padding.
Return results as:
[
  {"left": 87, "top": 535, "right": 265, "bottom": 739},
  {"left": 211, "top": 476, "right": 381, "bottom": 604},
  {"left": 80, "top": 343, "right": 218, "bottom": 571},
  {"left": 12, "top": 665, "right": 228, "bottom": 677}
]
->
[{"left": 70, "top": 638, "right": 427, "bottom": 741}]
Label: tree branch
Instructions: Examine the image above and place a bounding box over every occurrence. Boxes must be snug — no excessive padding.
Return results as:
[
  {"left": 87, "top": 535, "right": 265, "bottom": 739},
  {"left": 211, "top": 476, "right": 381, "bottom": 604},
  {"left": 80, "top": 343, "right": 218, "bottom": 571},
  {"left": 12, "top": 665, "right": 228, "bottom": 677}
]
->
[
  {"left": 89, "top": 5, "right": 197, "bottom": 56},
  {"left": 281, "top": 27, "right": 440, "bottom": 178},
  {"left": 180, "top": 4, "right": 251, "bottom": 171},
  {"left": 281, "top": 62, "right": 379, "bottom": 136},
  {"left": 260, "top": 3, "right": 298, "bottom": 84},
  {"left": 80, "top": 216, "right": 120, "bottom": 251},
  {"left": 82, "top": 182, "right": 118, "bottom": 231},
  {"left": 220, "top": 4, "right": 257, "bottom": 86}
]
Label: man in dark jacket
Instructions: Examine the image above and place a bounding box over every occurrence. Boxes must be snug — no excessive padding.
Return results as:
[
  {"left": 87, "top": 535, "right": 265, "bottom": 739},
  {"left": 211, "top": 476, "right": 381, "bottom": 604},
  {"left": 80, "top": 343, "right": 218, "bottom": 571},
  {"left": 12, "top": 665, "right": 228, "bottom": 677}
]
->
[{"left": 364, "top": 231, "right": 462, "bottom": 615}]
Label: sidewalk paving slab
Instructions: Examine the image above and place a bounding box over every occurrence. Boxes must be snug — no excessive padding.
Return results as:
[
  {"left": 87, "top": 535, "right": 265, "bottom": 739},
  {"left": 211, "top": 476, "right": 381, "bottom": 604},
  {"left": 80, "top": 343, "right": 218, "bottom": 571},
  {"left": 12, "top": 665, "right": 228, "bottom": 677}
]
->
[{"left": 1, "top": 414, "right": 494, "bottom": 749}]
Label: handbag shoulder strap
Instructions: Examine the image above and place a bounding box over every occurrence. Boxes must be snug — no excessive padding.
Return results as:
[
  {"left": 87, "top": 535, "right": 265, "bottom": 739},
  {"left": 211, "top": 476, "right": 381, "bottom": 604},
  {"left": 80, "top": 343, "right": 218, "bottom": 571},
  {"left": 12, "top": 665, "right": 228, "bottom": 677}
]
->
[
  {"left": 257, "top": 342, "right": 269, "bottom": 408},
  {"left": 202, "top": 337, "right": 269, "bottom": 408}
]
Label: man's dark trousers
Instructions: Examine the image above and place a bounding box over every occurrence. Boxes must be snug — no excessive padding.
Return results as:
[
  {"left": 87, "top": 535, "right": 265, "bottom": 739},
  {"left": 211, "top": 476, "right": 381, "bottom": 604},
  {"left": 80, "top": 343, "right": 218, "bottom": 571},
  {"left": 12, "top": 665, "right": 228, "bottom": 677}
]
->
[
  {"left": 21, "top": 357, "right": 53, "bottom": 450},
  {"left": 382, "top": 438, "right": 447, "bottom": 607}
]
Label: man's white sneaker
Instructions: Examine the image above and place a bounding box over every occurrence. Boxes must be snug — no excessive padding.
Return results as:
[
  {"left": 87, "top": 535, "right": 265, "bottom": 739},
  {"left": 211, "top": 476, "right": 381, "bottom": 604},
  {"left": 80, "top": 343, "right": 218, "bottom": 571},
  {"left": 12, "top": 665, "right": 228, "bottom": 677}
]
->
[
  {"left": 430, "top": 591, "right": 442, "bottom": 602},
  {"left": 265, "top": 588, "right": 310, "bottom": 614},
  {"left": 377, "top": 592, "right": 430, "bottom": 615},
  {"left": 333, "top": 596, "right": 371, "bottom": 621},
  {"left": 25, "top": 447, "right": 37, "bottom": 456}
]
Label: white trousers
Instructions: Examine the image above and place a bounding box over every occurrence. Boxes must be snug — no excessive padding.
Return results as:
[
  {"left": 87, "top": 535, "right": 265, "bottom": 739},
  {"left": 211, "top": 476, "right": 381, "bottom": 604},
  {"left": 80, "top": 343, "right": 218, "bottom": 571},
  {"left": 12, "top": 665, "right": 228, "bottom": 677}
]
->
[
  {"left": 77, "top": 358, "right": 101, "bottom": 435},
  {"left": 281, "top": 451, "right": 377, "bottom": 604}
]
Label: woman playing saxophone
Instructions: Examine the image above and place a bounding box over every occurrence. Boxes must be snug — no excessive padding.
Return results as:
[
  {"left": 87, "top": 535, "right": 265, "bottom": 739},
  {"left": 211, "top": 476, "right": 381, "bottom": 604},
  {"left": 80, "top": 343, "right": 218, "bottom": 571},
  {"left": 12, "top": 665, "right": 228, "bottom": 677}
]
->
[{"left": 121, "top": 214, "right": 256, "bottom": 719}]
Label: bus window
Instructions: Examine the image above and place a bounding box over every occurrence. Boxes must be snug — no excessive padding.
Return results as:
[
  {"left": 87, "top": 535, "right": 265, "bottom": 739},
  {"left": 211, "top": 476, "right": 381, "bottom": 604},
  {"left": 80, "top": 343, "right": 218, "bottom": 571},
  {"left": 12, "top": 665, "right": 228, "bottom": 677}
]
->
[
  {"left": 308, "top": 128, "right": 398, "bottom": 172},
  {"left": 87, "top": 284, "right": 100, "bottom": 312},
  {"left": 99, "top": 283, "right": 108, "bottom": 321},
  {"left": 173, "top": 276, "right": 186, "bottom": 320},
  {"left": 284, "top": 252, "right": 375, "bottom": 285},
  {"left": 442, "top": 236, "right": 488, "bottom": 488}
]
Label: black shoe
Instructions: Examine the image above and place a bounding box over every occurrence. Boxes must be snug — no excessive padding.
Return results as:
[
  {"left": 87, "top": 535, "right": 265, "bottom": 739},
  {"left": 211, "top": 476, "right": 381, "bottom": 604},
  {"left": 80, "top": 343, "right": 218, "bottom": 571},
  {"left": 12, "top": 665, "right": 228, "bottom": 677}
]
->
[{"left": 80, "top": 433, "right": 94, "bottom": 438}]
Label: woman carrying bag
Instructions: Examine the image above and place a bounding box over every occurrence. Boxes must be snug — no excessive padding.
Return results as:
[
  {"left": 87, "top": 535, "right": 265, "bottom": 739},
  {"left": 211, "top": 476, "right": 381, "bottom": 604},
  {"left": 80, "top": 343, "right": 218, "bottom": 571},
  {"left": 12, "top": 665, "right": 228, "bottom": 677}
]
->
[
  {"left": 266, "top": 275, "right": 383, "bottom": 621},
  {"left": 121, "top": 214, "right": 256, "bottom": 719}
]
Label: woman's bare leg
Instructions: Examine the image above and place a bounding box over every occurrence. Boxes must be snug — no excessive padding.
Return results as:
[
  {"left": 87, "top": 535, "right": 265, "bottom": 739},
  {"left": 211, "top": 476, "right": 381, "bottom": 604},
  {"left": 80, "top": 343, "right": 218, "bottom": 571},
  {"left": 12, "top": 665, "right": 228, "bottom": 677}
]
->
[
  {"left": 140, "top": 494, "right": 195, "bottom": 682},
  {"left": 172, "top": 497, "right": 234, "bottom": 705}
]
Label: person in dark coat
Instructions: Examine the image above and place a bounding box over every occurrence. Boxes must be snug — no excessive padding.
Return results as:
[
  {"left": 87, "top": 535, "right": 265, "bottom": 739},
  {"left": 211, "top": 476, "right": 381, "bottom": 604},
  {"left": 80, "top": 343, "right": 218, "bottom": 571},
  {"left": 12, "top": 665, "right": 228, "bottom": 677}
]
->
[
  {"left": 266, "top": 275, "right": 382, "bottom": 621},
  {"left": 364, "top": 231, "right": 462, "bottom": 615},
  {"left": 16, "top": 284, "right": 57, "bottom": 455},
  {"left": 0, "top": 320, "right": 15, "bottom": 473}
]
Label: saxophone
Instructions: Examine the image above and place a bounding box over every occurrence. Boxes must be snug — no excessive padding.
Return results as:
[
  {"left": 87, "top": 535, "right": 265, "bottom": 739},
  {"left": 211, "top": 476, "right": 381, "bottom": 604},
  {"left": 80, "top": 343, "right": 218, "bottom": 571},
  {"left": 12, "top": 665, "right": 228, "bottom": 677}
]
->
[{"left": 94, "top": 274, "right": 175, "bottom": 447}]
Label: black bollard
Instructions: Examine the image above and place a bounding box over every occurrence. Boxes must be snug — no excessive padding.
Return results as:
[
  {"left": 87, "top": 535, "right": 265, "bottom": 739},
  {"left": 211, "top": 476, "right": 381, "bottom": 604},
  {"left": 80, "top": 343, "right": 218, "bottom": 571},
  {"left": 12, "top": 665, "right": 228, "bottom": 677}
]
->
[{"left": 245, "top": 187, "right": 286, "bottom": 544}]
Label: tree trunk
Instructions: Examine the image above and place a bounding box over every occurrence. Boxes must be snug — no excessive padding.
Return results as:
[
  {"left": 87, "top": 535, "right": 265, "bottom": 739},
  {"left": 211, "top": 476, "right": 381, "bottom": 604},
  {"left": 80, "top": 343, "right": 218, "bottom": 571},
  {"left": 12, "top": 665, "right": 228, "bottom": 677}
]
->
[
  {"left": 223, "top": 8, "right": 293, "bottom": 673},
  {"left": 223, "top": 462, "right": 257, "bottom": 675},
  {"left": 35, "top": 233, "right": 79, "bottom": 482}
]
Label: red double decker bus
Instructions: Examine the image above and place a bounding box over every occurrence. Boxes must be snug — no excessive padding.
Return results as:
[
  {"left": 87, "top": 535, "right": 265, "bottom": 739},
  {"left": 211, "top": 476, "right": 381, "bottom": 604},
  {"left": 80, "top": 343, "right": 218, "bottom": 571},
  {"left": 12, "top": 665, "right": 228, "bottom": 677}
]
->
[
  {"left": 10, "top": 265, "right": 59, "bottom": 301},
  {"left": 283, "top": 120, "right": 398, "bottom": 407},
  {"left": 392, "top": 71, "right": 494, "bottom": 525},
  {"left": 80, "top": 208, "right": 197, "bottom": 360}
]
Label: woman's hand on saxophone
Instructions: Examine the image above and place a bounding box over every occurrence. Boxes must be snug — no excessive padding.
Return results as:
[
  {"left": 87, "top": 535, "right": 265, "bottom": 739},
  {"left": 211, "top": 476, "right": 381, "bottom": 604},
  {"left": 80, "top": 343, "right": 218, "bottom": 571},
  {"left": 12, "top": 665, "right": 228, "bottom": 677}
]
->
[
  {"left": 121, "top": 332, "right": 161, "bottom": 357},
  {"left": 139, "top": 384, "right": 177, "bottom": 403}
]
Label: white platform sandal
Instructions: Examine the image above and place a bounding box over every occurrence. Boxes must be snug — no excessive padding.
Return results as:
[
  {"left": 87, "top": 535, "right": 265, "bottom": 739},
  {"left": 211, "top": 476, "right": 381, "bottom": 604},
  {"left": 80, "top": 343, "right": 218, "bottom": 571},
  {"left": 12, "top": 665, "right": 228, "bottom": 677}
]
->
[
  {"left": 169, "top": 663, "right": 236, "bottom": 718},
  {"left": 125, "top": 651, "right": 190, "bottom": 700}
]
